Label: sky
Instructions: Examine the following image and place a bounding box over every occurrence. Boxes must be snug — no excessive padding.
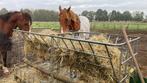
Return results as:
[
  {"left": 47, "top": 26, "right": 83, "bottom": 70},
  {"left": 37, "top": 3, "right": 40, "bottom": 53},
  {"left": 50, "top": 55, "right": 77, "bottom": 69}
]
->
[{"left": 0, "top": 0, "right": 147, "bottom": 14}]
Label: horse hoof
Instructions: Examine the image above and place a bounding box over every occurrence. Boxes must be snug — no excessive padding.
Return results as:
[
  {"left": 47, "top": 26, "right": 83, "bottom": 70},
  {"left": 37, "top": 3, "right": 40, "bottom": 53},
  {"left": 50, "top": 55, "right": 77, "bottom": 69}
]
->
[{"left": 2, "top": 67, "right": 10, "bottom": 77}]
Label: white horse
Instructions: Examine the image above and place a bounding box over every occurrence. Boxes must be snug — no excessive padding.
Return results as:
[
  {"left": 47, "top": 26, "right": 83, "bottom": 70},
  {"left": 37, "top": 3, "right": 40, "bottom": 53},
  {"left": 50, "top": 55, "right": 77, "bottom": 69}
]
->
[{"left": 78, "top": 16, "right": 90, "bottom": 39}]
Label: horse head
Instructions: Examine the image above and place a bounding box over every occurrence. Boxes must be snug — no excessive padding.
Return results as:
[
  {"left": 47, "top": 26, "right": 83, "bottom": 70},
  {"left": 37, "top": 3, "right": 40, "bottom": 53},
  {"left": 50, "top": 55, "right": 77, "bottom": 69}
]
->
[
  {"left": 59, "top": 6, "right": 80, "bottom": 33},
  {"left": 15, "top": 12, "right": 32, "bottom": 31},
  {"left": 0, "top": 11, "right": 32, "bottom": 37}
]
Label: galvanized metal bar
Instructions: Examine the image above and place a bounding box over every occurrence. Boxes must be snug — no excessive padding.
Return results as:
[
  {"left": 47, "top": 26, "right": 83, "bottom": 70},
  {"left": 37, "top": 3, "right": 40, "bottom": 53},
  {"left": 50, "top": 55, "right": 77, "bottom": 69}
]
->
[
  {"left": 121, "top": 53, "right": 138, "bottom": 65},
  {"left": 105, "top": 45, "right": 118, "bottom": 82},
  {"left": 50, "top": 44, "right": 110, "bottom": 58},
  {"left": 119, "top": 75, "right": 128, "bottom": 83},
  {"left": 39, "top": 35, "right": 46, "bottom": 43},
  {"left": 61, "top": 39, "right": 68, "bottom": 49},
  {"left": 78, "top": 41, "right": 84, "bottom": 51},
  {"left": 51, "top": 36, "right": 60, "bottom": 48},
  {"left": 21, "top": 32, "right": 30, "bottom": 40},
  {"left": 50, "top": 35, "right": 140, "bottom": 46},
  {"left": 24, "top": 33, "right": 35, "bottom": 44},
  {"left": 115, "top": 37, "right": 119, "bottom": 44},
  {"left": 13, "top": 29, "right": 140, "bottom": 46},
  {"left": 88, "top": 42, "right": 95, "bottom": 54},
  {"left": 70, "top": 39, "right": 76, "bottom": 50},
  {"left": 107, "top": 35, "right": 111, "bottom": 42},
  {"left": 31, "top": 35, "right": 48, "bottom": 50}
]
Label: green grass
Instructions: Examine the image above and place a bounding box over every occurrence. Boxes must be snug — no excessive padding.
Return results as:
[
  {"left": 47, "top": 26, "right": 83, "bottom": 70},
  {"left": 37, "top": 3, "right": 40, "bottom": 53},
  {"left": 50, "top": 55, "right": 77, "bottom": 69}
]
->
[
  {"left": 91, "top": 22, "right": 147, "bottom": 30},
  {"left": 32, "top": 22, "right": 60, "bottom": 30},
  {"left": 32, "top": 21, "right": 147, "bottom": 31}
]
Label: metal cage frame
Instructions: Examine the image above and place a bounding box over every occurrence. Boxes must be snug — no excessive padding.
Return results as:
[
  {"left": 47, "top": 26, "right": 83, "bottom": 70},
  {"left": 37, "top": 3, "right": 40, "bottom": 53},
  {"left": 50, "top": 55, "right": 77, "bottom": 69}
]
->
[{"left": 13, "top": 29, "right": 140, "bottom": 83}]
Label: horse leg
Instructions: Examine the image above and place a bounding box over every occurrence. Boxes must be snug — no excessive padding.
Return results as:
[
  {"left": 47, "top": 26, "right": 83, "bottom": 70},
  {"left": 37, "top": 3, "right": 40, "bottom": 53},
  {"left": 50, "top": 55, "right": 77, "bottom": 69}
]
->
[
  {"left": 1, "top": 51, "right": 7, "bottom": 67},
  {"left": 0, "top": 51, "right": 10, "bottom": 74},
  {"left": 0, "top": 51, "right": 4, "bottom": 68}
]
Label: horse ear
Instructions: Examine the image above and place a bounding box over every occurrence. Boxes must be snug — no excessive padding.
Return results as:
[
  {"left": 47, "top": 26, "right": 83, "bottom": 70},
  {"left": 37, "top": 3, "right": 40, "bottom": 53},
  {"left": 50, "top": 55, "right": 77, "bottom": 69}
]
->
[
  {"left": 67, "top": 6, "right": 71, "bottom": 12},
  {"left": 59, "top": 5, "right": 62, "bottom": 12}
]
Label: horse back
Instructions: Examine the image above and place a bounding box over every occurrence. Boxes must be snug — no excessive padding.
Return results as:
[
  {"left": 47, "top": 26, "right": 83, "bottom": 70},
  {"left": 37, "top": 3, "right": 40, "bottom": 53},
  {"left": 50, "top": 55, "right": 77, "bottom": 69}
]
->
[{"left": 79, "top": 16, "right": 90, "bottom": 32}]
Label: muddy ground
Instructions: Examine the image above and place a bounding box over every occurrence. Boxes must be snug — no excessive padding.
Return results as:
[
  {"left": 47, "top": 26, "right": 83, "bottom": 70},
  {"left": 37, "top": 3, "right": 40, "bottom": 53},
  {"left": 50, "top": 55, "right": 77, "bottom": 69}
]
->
[
  {"left": 98, "top": 29, "right": 147, "bottom": 67},
  {"left": 135, "top": 34, "right": 147, "bottom": 66}
]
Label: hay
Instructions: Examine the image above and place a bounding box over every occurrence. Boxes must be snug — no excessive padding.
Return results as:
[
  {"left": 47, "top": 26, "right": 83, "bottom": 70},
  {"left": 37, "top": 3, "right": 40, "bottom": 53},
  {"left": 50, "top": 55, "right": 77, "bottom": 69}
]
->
[
  {"left": 15, "top": 67, "right": 49, "bottom": 83},
  {"left": 24, "top": 31, "right": 121, "bottom": 83},
  {"left": 39, "top": 29, "right": 57, "bottom": 35},
  {"left": 0, "top": 73, "right": 17, "bottom": 83},
  {"left": 24, "top": 29, "right": 58, "bottom": 60}
]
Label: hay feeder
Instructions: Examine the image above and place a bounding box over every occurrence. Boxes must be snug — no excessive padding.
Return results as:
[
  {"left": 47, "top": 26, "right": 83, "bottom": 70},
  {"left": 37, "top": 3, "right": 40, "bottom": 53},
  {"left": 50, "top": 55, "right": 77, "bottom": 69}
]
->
[{"left": 13, "top": 30, "right": 140, "bottom": 83}]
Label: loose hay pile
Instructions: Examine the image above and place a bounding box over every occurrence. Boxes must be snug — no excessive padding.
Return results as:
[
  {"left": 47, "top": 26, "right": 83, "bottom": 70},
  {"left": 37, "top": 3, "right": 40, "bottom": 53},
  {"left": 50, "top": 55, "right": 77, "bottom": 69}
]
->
[
  {"left": 24, "top": 30, "right": 122, "bottom": 83},
  {"left": 24, "top": 30, "right": 58, "bottom": 60}
]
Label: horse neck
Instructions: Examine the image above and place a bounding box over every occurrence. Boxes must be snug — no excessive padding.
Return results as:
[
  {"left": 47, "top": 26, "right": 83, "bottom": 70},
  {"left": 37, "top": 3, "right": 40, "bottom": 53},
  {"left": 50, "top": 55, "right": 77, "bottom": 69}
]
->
[
  {"left": 3, "top": 22, "right": 17, "bottom": 38},
  {"left": 0, "top": 12, "right": 19, "bottom": 38}
]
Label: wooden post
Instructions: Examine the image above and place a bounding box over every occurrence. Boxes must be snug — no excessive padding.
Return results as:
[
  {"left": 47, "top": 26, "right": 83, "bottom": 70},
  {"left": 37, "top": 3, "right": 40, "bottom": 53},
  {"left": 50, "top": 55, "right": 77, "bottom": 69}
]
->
[{"left": 122, "top": 28, "right": 145, "bottom": 83}]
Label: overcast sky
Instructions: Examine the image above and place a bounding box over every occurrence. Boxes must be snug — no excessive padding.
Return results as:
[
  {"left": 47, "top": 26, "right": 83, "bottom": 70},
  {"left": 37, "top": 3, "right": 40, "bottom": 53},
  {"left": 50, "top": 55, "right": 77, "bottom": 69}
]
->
[{"left": 0, "top": 0, "right": 147, "bottom": 14}]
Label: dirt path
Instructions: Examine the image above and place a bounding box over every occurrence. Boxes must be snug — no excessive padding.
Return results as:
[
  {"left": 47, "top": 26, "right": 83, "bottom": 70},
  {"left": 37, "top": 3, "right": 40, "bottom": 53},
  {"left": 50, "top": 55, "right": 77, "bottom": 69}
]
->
[{"left": 136, "top": 34, "right": 147, "bottom": 66}]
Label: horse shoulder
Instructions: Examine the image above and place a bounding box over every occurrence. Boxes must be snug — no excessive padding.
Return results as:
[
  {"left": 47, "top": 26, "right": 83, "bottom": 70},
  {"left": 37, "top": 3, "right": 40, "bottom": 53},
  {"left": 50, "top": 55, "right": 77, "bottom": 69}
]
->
[{"left": 0, "top": 20, "right": 5, "bottom": 30}]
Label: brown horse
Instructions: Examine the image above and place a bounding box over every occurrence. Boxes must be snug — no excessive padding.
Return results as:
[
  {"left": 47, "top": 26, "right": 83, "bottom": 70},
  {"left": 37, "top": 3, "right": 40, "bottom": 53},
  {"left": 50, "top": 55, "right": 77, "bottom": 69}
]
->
[
  {"left": 59, "top": 6, "right": 90, "bottom": 39},
  {"left": 0, "top": 11, "right": 32, "bottom": 74},
  {"left": 59, "top": 6, "right": 80, "bottom": 33}
]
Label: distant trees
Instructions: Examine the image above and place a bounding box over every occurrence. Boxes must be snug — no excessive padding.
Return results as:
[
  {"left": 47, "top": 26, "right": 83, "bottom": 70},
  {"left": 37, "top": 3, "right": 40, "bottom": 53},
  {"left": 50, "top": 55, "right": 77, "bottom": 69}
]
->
[
  {"left": 0, "top": 7, "right": 145, "bottom": 22},
  {"left": 21, "top": 9, "right": 59, "bottom": 21},
  {"left": 81, "top": 10, "right": 95, "bottom": 21},
  {"left": 21, "top": 9, "right": 33, "bottom": 16},
  {"left": 0, "top": 8, "right": 8, "bottom": 15},
  {"left": 132, "top": 11, "right": 144, "bottom": 21},
  {"left": 81, "top": 9, "right": 145, "bottom": 22},
  {"left": 108, "top": 10, "right": 132, "bottom": 21},
  {"left": 95, "top": 9, "right": 108, "bottom": 21},
  {"left": 122, "top": 11, "right": 132, "bottom": 21},
  {"left": 0, "top": 8, "right": 59, "bottom": 22},
  {"left": 109, "top": 10, "right": 117, "bottom": 21},
  {"left": 32, "top": 9, "right": 58, "bottom": 21},
  {"left": 145, "top": 16, "right": 147, "bottom": 20}
]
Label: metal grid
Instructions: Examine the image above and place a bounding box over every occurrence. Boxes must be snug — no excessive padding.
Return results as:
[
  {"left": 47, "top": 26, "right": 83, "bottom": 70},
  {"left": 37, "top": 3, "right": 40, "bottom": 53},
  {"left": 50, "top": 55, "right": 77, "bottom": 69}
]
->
[{"left": 13, "top": 29, "right": 140, "bottom": 83}]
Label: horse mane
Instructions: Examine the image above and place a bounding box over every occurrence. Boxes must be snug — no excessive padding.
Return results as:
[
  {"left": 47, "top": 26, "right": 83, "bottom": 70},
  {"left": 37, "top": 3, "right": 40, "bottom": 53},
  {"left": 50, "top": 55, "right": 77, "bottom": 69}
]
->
[
  {"left": 22, "top": 12, "right": 32, "bottom": 25},
  {"left": 68, "top": 10, "right": 80, "bottom": 31},
  {"left": 68, "top": 10, "right": 80, "bottom": 22},
  {"left": 0, "top": 11, "right": 32, "bottom": 25},
  {"left": 0, "top": 12, "right": 14, "bottom": 22}
]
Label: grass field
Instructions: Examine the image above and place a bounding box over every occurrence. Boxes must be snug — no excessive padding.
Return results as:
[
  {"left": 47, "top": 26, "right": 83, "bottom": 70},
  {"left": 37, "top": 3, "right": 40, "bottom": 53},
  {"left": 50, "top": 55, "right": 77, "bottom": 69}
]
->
[
  {"left": 32, "top": 21, "right": 147, "bottom": 31},
  {"left": 32, "top": 22, "right": 60, "bottom": 29}
]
